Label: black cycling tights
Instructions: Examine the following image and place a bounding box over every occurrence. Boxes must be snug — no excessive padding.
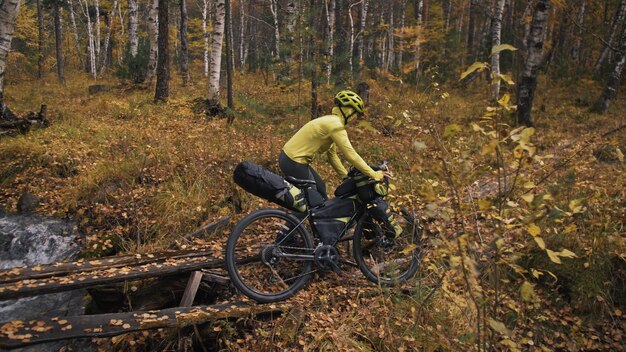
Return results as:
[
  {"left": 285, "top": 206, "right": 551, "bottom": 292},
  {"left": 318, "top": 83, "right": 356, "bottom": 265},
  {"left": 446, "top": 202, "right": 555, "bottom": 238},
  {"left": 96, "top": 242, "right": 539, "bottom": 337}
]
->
[{"left": 279, "top": 150, "right": 328, "bottom": 200}]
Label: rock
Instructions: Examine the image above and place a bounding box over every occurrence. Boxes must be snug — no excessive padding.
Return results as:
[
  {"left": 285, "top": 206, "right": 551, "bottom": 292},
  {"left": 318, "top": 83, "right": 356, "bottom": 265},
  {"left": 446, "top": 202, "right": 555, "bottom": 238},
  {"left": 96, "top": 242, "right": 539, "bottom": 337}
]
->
[
  {"left": 17, "top": 191, "right": 40, "bottom": 214},
  {"left": 88, "top": 84, "right": 111, "bottom": 95}
]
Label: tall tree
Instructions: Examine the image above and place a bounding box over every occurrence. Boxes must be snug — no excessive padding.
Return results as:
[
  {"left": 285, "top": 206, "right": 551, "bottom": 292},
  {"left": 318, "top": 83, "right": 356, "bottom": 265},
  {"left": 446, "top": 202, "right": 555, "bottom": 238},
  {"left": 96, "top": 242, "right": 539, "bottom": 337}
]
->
[
  {"left": 180, "top": 0, "right": 190, "bottom": 85},
  {"left": 146, "top": 0, "right": 158, "bottom": 82},
  {"left": 79, "top": 0, "right": 97, "bottom": 78},
  {"left": 0, "top": 0, "right": 21, "bottom": 120},
  {"left": 155, "top": 0, "right": 169, "bottom": 101},
  {"left": 128, "top": 0, "right": 139, "bottom": 57},
  {"left": 325, "top": 0, "right": 335, "bottom": 83},
  {"left": 572, "top": 0, "right": 586, "bottom": 64},
  {"left": 358, "top": 0, "right": 368, "bottom": 64},
  {"left": 490, "top": 0, "right": 506, "bottom": 102},
  {"left": 225, "top": 0, "right": 233, "bottom": 111},
  {"left": 100, "top": 0, "right": 119, "bottom": 73},
  {"left": 238, "top": 0, "right": 246, "bottom": 72},
  {"left": 285, "top": 0, "right": 298, "bottom": 69},
  {"left": 68, "top": 0, "right": 83, "bottom": 68},
  {"left": 595, "top": 0, "right": 626, "bottom": 72},
  {"left": 310, "top": 0, "right": 320, "bottom": 118},
  {"left": 37, "top": 0, "right": 45, "bottom": 79},
  {"left": 53, "top": 0, "right": 65, "bottom": 84},
  {"left": 594, "top": 17, "right": 626, "bottom": 113},
  {"left": 517, "top": 0, "right": 550, "bottom": 127},
  {"left": 202, "top": 0, "right": 210, "bottom": 76},
  {"left": 207, "top": 0, "right": 225, "bottom": 106},
  {"left": 94, "top": 0, "right": 101, "bottom": 61},
  {"left": 269, "top": 0, "right": 280, "bottom": 60}
]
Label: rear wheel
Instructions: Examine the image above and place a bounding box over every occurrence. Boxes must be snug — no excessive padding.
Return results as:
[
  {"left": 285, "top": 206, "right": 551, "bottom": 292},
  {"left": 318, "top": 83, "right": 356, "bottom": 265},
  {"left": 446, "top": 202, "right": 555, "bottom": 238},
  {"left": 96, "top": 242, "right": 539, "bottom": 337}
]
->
[
  {"left": 225, "top": 209, "right": 314, "bottom": 303},
  {"left": 353, "top": 208, "right": 421, "bottom": 285}
]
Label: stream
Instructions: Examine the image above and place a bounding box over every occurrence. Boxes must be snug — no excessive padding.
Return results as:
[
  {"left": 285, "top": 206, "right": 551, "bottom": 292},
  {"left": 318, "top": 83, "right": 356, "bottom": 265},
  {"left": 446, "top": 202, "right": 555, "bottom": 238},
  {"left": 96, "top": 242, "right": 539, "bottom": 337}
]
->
[{"left": 0, "top": 211, "right": 86, "bottom": 351}]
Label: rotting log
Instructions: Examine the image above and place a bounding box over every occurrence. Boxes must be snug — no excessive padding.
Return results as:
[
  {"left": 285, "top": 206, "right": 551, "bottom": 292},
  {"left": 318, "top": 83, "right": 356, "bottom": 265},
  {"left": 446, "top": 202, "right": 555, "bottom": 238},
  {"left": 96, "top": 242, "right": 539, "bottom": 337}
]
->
[
  {"left": 0, "top": 301, "right": 290, "bottom": 349},
  {"left": 183, "top": 216, "right": 231, "bottom": 241},
  {"left": 0, "top": 249, "right": 217, "bottom": 284},
  {"left": 0, "top": 254, "right": 223, "bottom": 301}
]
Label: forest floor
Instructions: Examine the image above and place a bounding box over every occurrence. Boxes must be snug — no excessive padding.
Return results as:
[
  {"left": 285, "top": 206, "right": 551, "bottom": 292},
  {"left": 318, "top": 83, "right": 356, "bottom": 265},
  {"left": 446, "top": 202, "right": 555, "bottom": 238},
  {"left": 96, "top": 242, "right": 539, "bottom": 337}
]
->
[{"left": 0, "top": 70, "right": 624, "bottom": 351}]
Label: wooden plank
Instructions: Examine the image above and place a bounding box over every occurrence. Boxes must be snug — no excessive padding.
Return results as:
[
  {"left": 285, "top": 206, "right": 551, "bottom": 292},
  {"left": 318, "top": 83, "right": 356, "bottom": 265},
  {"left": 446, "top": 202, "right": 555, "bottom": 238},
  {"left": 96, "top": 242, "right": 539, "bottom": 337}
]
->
[
  {"left": 183, "top": 216, "right": 231, "bottom": 241},
  {"left": 179, "top": 272, "right": 203, "bottom": 307},
  {"left": 0, "top": 249, "right": 216, "bottom": 284},
  {"left": 0, "top": 301, "right": 290, "bottom": 349},
  {"left": 0, "top": 256, "right": 223, "bottom": 301}
]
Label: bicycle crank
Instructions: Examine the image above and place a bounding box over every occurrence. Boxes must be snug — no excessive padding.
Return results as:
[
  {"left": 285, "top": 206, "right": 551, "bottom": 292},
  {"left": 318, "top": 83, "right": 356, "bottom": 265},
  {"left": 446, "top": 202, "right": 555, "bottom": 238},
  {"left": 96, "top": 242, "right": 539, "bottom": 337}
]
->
[{"left": 313, "top": 245, "right": 340, "bottom": 272}]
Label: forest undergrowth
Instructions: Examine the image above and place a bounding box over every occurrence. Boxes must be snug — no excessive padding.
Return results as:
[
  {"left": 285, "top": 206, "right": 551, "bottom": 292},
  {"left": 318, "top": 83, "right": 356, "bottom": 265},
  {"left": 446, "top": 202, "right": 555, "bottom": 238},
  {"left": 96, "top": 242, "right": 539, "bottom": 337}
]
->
[{"left": 0, "top": 69, "right": 624, "bottom": 351}]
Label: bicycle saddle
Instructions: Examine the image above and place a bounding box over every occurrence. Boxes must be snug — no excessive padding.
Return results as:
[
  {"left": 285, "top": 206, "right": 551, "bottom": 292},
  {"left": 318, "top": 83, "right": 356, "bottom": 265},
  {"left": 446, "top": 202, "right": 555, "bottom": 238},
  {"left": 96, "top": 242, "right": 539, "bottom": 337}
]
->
[{"left": 286, "top": 176, "right": 316, "bottom": 187}]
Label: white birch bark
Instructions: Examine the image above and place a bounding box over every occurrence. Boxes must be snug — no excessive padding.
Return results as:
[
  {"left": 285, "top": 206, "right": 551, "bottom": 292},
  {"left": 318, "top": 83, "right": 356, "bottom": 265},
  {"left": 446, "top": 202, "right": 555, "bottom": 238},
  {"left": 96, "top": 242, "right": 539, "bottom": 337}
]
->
[
  {"left": 239, "top": 0, "right": 246, "bottom": 72},
  {"left": 386, "top": 3, "right": 394, "bottom": 71},
  {"left": 99, "top": 0, "right": 118, "bottom": 73},
  {"left": 397, "top": 0, "right": 407, "bottom": 71},
  {"left": 415, "top": 0, "right": 423, "bottom": 78},
  {"left": 68, "top": 0, "right": 83, "bottom": 67},
  {"left": 348, "top": 1, "right": 357, "bottom": 74},
  {"left": 146, "top": 0, "right": 158, "bottom": 82},
  {"left": 80, "top": 0, "right": 97, "bottom": 79},
  {"left": 0, "top": 0, "right": 21, "bottom": 114},
  {"left": 596, "top": 0, "right": 626, "bottom": 71},
  {"left": 285, "top": 0, "right": 297, "bottom": 65},
  {"left": 95, "top": 0, "right": 101, "bottom": 61},
  {"left": 490, "top": 0, "right": 506, "bottom": 102},
  {"left": 202, "top": 0, "right": 209, "bottom": 77},
  {"left": 128, "top": 0, "right": 139, "bottom": 57},
  {"left": 358, "top": 0, "right": 368, "bottom": 63},
  {"left": 325, "top": 0, "right": 335, "bottom": 83},
  {"left": 269, "top": 0, "right": 280, "bottom": 60},
  {"left": 595, "top": 19, "right": 626, "bottom": 113},
  {"left": 208, "top": 0, "right": 225, "bottom": 102}
]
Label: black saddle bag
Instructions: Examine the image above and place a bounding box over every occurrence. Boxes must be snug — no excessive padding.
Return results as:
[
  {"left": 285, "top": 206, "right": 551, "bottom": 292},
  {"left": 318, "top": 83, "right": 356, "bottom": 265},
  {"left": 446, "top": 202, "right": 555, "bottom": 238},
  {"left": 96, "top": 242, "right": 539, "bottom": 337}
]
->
[{"left": 233, "top": 161, "right": 306, "bottom": 212}]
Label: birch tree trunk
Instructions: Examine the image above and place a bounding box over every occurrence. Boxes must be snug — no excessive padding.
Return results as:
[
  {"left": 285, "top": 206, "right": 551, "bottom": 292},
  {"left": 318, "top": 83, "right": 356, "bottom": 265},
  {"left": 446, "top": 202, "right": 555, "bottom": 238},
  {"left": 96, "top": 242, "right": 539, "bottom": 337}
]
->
[
  {"left": 594, "top": 20, "right": 626, "bottom": 113},
  {"left": 146, "top": 0, "right": 158, "bottom": 82},
  {"left": 517, "top": 0, "right": 550, "bottom": 127},
  {"left": 68, "top": 0, "right": 83, "bottom": 68},
  {"left": 348, "top": 1, "right": 356, "bottom": 74},
  {"left": 386, "top": 1, "right": 394, "bottom": 72},
  {"left": 397, "top": 0, "right": 407, "bottom": 72},
  {"left": 595, "top": 0, "right": 626, "bottom": 72},
  {"left": 0, "top": 0, "right": 21, "bottom": 120},
  {"left": 95, "top": 0, "right": 101, "bottom": 61},
  {"left": 202, "top": 0, "right": 209, "bottom": 76},
  {"left": 37, "top": 0, "right": 44, "bottom": 79},
  {"left": 238, "top": 0, "right": 246, "bottom": 73},
  {"left": 358, "top": 0, "right": 368, "bottom": 64},
  {"left": 325, "top": 0, "right": 335, "bottom": 83},
  {"left": 269, "top": 0, "right": 280, "bottom": 60},
  {"left": 128, "top": 0, "right": 139, "bottom": 57},
  {"left": 490, "top": 0, "right": 506, "bottom": 102},
  {"left": 225, "top": 0, "right": 233, "bottom": 111},
  {"left": 99, "top": 0, "right": 118, "bottom": 73},
  {"left": 572, "top": 0, "right": 585, "bottom": 64},
  {"left": 180, "top": 0, "right": 190, "bottom": 85},
  {"left": 80, "top": 0, "right": 97, "bottom": 78},
  {"left": 414, "top": 0, "right": 423, "bottom": 80},
  {"left": 53, "top": 2, "right": 65, "bottom": 84},
  {"left": 155, "top": 0, "right": 169, "bottom": 101},
  {"left": 207, "top": 0, "right": 225, "bottom": 104},
  {"left": 310, "top": 0, "right": 320, "bottom": 119},
  {"left": 285, "top": 0, "right": 297, "bottom": 68}
]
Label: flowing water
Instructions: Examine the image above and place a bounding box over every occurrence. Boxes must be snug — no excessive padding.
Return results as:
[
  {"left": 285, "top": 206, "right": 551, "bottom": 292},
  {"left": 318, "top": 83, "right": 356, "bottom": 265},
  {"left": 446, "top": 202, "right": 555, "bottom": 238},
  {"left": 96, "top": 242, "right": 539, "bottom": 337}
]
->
[{"left": 0, "top": 211, "right": 86, "bottom": 351}]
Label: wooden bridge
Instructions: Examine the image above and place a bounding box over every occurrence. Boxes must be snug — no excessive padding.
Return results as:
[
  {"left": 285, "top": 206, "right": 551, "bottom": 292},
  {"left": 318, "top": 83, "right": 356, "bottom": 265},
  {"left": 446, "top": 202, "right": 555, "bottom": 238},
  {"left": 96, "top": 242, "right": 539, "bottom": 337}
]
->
[{"left": 0, "top": 218, "right": 289, "bottom": 349}]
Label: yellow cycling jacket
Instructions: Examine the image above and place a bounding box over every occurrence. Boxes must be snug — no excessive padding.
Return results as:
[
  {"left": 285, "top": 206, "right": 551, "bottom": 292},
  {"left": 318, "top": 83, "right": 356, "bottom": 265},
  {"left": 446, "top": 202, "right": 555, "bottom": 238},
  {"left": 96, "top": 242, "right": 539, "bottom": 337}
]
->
[{"left": 282, "top": 107, "right": 383, "bottom": 181}]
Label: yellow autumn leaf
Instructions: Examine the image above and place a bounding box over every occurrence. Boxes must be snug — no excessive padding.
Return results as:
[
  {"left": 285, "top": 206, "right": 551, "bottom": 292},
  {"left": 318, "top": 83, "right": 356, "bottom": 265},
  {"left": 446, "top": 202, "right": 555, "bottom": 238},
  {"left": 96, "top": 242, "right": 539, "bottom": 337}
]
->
[
  {"left": 521, "top": 193, "right": 534, "bottom": 203},
  {"left": 558, "top": 248, "right": 577, "bottom": 258},
  {"left": 488, "top": 318, "right": 512, "bottom": 337},
  {"left": 546, "top": 249, "right": 562, "bottom": 264},
  {"left": 460, "top": 61, "right": 488, "bottom": 81},
  {"left": 523, "top": 181, "right": 536, "bottom": 189},
  {"left": 520, "top": 281, "right": 536, "bottom": 302},
  {"left": 526, "top": 223, "right": 541, "bottom": 237},
  {"left": 534, "top": 236, "right": 546, "bottom": 250},
  {"left": 478, "top": 199, "right": 492, "bottom": 211},
  {"left": 401, "top": 243, "right": 417, "bottom": 255}
]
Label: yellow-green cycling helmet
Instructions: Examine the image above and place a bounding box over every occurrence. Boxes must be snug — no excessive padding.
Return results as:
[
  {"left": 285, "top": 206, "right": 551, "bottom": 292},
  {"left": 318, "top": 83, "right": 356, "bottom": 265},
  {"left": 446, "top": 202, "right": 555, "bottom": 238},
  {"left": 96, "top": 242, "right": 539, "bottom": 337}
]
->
[{"left": 334, "top": 90, "right": 365, "bottom": 115}]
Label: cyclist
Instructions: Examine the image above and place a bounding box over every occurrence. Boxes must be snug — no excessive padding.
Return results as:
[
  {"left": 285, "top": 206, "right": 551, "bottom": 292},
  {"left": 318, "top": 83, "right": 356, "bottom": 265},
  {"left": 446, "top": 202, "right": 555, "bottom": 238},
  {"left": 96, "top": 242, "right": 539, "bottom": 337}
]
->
[{"left": 279, "top": 90, "right": 384, "bottom": 205}]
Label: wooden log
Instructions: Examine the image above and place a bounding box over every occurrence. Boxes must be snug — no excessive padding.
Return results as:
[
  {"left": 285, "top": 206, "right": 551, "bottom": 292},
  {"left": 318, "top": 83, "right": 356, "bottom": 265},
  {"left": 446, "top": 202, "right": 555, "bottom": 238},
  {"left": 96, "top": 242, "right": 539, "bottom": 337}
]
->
[
  {"left": 0, "top": 249, "right": 216, "bottom": 284},
  {"left": 0, "top": 301, "right": 290, "bottom": 349},
  {"left": 0, "top": 255, "right": 223, "bottom": 301},
  {"left": 183, "top": 216, "right": 231, "bottom": 241},
  {"left": 179, "top": 271, "right": 203, "bottom": 307}
]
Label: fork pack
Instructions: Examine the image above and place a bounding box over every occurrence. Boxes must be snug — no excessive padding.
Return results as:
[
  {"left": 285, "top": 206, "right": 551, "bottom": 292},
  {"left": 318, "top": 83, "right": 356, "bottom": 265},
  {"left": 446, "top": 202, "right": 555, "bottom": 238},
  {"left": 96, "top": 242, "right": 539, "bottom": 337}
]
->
[{"left": 233, "top": 161, "right": 307, "bottom": 212}]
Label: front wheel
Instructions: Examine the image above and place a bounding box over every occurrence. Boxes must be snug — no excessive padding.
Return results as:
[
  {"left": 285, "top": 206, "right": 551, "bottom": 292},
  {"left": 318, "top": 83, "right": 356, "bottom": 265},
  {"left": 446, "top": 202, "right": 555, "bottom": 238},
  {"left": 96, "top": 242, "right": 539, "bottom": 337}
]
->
[
  {"left": 225, "top": 209, "right": 314, "bottom": 303},
  {"left": 353, "top": 209, "right": 422, "bottom": 285}
]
